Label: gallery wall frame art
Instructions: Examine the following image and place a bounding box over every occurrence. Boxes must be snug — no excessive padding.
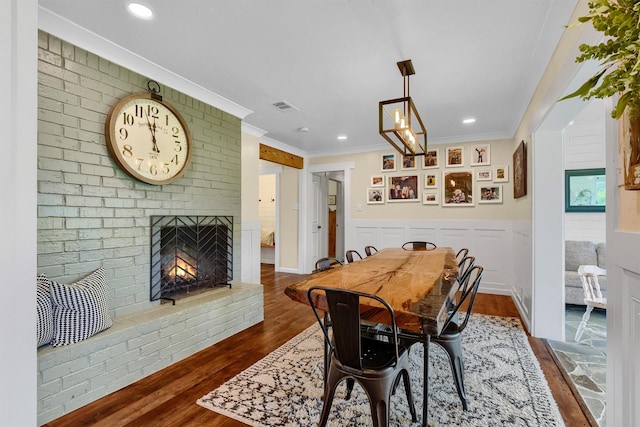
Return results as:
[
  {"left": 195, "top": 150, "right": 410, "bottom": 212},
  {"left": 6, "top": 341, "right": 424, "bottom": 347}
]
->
[
  {"left": 479, "top": 184, "right": 503, "bottom": 204},
  {"left": 422, "top": 191, "right": 439, "bottom": 205},
  {"left": 442, "top": 170, "right": 474, "bottom": 206},
  {"left": 513, "top": 141, "right": 527, "bottom": 199},
  {"left": 401, "top": 154, "right": 418, "bottom": 171},
  {"left": 387, "top": 175, "right": 420, "bottom": 202},
  {"left": 366, "top": 188, "right": 384, "bottom": 205},
  {"left": 424, "top": 173, "right": 437, "bottom": 188},
  {"left": 381, "top": 153, "right": 397, "bottom": 172},
  {"left": 445, "top": 146, "right": 464, "bottom": 168},
  {"left": 471, "top": 143, "right": 491, "bottom": 166},
  {"left": 476, "top": 169, "right": 492, "bottom": 181},
  {"left": 494, "top": 165, "right": 509, "bottom": 182},
  {"left": 370, "top": 175, "right": 384, "bottom": 187},
  {"left": 422, "top": 147, "right": 440, "bottom": 169}
]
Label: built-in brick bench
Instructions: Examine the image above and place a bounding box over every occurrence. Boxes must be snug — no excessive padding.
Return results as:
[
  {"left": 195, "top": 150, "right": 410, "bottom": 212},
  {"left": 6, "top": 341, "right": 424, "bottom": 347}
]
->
[{"left": 37, "top": 282, "right": 263, "bottom": 426}]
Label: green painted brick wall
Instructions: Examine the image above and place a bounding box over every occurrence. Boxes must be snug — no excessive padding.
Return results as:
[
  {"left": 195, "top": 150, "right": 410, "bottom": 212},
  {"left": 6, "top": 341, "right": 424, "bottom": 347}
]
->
[{"left": 37, "top": 31, "right": 242, "bottom": 317}]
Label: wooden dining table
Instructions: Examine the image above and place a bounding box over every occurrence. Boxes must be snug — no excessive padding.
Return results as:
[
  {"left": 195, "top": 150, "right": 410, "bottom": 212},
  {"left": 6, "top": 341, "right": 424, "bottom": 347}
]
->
[{"left": 284, "top": 247, "right": 459, "bottom": 426}]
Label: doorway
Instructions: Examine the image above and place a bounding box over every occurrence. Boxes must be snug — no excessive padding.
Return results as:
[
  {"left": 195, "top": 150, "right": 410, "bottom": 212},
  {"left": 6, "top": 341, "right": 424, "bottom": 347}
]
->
[
  {"left": 305, "top": 162, "right": 353, "bottom": 272},
  {"left": 311, "top": 172, "right": 345, "bottom": 263}
]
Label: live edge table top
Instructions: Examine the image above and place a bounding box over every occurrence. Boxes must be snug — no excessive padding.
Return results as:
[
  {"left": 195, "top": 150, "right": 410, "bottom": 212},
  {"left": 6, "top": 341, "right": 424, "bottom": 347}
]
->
[{"left": 284, "top": 247, "right": 459, "bottom": 336}]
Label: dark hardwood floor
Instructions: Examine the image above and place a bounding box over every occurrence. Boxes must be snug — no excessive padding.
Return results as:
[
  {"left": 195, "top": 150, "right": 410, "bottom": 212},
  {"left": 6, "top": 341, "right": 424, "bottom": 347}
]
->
[{"left": 44, "top": 264, "right": 590, "bottom": 427}]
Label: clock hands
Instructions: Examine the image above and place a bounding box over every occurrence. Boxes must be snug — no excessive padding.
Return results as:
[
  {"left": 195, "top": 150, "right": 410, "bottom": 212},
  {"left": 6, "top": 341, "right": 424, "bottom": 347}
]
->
[{"left": 144, "top": 109, "right": 160, "bottom": 153}]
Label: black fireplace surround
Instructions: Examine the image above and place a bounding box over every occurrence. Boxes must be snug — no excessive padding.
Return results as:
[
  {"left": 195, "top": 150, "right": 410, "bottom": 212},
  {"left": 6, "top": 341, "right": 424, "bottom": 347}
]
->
[{"left": 150, "top": 216, "right": 233, "bottom": 303}]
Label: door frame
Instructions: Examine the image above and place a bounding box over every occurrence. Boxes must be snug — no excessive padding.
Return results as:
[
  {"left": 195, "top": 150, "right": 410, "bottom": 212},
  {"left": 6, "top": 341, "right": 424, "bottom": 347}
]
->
[{"left": 302, "top": 162, "right": 354, "bottom": 273}]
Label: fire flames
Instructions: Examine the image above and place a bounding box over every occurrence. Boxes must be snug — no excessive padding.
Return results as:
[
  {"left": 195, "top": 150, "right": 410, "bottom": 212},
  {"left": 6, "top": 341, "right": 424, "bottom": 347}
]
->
[{"left": 165, "top": 249, "right": 197, "bottom": 280}]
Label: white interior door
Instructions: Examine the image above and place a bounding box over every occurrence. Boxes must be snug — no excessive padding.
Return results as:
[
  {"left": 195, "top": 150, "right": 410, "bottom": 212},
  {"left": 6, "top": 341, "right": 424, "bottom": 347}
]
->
[{"left": 311, "top": 174, "right": 321, "bottom": 267}]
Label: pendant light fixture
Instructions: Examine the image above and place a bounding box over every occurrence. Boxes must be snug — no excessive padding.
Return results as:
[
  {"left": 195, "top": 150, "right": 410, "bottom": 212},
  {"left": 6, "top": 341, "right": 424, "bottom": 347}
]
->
[{"left": 379, "top": 59, "right": 427, "bottom": 156}]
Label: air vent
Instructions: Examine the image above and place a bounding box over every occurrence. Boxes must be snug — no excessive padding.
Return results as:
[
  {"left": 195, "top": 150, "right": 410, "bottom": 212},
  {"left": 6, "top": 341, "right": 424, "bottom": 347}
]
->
[{"left": 270, "top": 100, "right": 299, "bottom": 113}]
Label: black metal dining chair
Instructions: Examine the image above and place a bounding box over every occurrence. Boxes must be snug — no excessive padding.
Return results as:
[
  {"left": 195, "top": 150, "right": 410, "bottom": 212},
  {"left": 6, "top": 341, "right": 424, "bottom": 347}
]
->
[
  {"left": 345, "top": 250, "right": 363, "bottom": 263},
  {"left": 364, "top": 245, "right": 378, "bottom": 256},
  {"left": 431, "top": 265, "right": 484, "bottom": 410},
  {"left": 402, "top": 241, "right": 436, "bottom": 251},
  {"left": 307, "top": 286, "right": 418, "bottom": 427},
  {"left": 314, "top": 257, "right": 342, "bottom": 273}
]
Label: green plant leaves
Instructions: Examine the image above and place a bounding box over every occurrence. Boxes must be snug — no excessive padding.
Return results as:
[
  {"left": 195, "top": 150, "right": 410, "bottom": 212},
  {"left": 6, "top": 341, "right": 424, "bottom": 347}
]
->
[
  {"left": 560, "top": 0, "right": 640, "bottom": 119},
  {"left": 559, "top": 69, "right": 607, "bottom": 101}
]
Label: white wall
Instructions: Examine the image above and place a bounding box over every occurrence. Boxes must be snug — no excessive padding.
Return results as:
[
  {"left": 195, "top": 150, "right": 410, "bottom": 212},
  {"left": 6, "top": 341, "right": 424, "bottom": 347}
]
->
[{"left": 1, "top": 0, "right": 38, "bottom": 425}]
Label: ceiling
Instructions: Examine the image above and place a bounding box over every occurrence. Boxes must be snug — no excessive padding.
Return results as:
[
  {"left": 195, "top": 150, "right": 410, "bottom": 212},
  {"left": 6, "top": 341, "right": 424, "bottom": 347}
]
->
[{"left": 38, "top": 0, "right": 579, "bottom": 157}]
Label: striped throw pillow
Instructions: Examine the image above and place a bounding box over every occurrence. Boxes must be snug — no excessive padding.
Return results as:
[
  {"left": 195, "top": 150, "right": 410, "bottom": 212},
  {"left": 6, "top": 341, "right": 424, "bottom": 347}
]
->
[
  {"left": 37, "top": 274, "right": 54, "bottom": 347},
  {"left": 50, "top": 268, "right": 112, "bottom": 346}
]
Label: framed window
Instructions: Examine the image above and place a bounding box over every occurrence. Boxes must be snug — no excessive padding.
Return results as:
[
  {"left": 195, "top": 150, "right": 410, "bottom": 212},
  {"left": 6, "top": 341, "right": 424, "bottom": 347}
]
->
[{"left": 565, "top": 168, "right": 606, "bottom": 212}]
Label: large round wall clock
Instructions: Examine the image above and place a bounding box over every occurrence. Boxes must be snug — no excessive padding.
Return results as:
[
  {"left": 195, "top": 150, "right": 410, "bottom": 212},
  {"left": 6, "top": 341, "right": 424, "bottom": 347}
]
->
[{"left": 105, "top": 92, "right": 192, "bottom": 185}]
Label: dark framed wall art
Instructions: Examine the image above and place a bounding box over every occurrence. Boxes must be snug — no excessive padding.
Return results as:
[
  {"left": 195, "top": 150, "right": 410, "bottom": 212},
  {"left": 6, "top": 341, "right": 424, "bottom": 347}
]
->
[
  {"left": 565, "top": 168, "right": 606, "bottom": 212},
  {"left": 513, "top": 141, "right": 527, "bottom": 199}
]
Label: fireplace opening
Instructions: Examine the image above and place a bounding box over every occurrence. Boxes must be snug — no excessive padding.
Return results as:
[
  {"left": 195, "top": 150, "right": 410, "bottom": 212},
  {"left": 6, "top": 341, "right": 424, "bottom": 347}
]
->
[{"left": 151, "top": 216, "right": 233, "bottom": 304}]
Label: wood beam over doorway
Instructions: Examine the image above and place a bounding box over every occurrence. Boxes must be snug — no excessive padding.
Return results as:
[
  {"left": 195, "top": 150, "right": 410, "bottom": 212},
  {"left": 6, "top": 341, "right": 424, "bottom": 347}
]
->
[{"left": 259, "top": 144, "right": 303, "bottom": 169}]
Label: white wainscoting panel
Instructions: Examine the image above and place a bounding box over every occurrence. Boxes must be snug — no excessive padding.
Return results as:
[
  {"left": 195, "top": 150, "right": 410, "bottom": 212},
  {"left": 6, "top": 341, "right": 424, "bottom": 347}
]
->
[
  {"left": 241, "top": 220, "right": 261, "bottom": 284},
  {"left": 349, "top": 219, "right": 513, "bottom": 296},
  {"left": 511, "top": 221, "right": 532, "bottom": 332}
]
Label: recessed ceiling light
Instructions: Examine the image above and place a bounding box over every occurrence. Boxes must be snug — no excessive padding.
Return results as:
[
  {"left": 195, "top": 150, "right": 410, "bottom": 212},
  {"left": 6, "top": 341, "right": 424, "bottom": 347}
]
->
[
  {"left": 337, "top": 135, "right": 348, "bottom": 140},
  {"left": 127, "top": 3, "right": 154, "bottom": 20},
  {"left": 462, "top": 117, "right": 476, "bottom": 124}
]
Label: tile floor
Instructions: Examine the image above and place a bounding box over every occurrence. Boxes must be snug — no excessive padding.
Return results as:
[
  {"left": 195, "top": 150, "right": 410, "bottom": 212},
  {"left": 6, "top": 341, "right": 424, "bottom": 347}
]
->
[{"left": 547, "top": 305, "right": 607, "bottom": 426}]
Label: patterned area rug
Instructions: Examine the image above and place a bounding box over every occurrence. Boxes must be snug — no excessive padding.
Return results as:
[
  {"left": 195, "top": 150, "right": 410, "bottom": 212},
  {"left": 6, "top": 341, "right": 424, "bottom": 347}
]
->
[{"left": 197, "top": 314, "right": 564, "bottom": 426}]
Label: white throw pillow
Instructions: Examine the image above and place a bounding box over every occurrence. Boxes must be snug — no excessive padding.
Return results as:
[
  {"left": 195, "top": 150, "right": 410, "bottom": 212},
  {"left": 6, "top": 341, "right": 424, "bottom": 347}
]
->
[
  {"left": 50, "top": 267, "right": 112, "bottom": 346},
  {"left": 36, "top": 274, "right": 54, "bottom": 347}
]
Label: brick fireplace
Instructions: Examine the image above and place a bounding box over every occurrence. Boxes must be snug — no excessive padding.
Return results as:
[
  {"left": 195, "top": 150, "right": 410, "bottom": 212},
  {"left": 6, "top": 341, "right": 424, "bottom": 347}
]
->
[{"left": 151, "top": 215, "right": 233, "bottom": 303}]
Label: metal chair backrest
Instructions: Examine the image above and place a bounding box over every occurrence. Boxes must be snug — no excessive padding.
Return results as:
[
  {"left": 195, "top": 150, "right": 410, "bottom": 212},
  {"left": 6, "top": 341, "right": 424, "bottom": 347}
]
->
[
  {"left": 402, "top": 241, "right": 437, "bottom": 251},
  {"left": 364, "top": 245, "right": 378, "bottom": 256},
  {"left": 307, "top": 286, "right": 400, "bottom": 370},
  {"left": 442, "top": 265, "right": 483, "bottom": 333},
  {"left": 456, "top": 248, "right": 469, "bottom": 265},
  {"left": 314, "top": 257, "right": 342, "bottom": 272},
  {"left": 457, "top": 255, "right": 476, "bottom": 288},
  {"left": 345, "top": 250, "right": 363, "bottom": 263}
]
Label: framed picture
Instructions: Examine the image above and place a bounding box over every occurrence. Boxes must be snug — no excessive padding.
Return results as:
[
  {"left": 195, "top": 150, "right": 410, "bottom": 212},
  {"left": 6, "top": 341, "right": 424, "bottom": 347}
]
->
[
  {"left": 370, "top": 175, "right": 384, "bottom": 187},
  {"left": 422, "top": 191, "right": 439, "bottom": 205},
  {"left": 328, "top": 195, "right": 336, "bottom": 205},
  {"left": 494, "top": 165, "right": 509, "bottom": 182},
  {"left": 442, "top": 170, "right": 474, "bottom": 206},
  {"left": 381, "top": 153, "right": 397, "bottom": 172},
  {"left": 479, "top": 184, "right": 503, "bottom": 204},
  {"left": 476, "top": 169, "right": 492, "bottom": 181},
  {"left": 401, "top": 154, "right": 417, "bottom": 170},
  {"left": 470, "top": 144, "right": 491, "bottom": 166},
  {"left": 445, "top": 146, "right": 464, "bottom": 167},
  {"left": 513, "top": 141, "right": 527, "bottom": 199},
  {"left": 366, "top": 188, "right": 384, "bottom": 205},
  {"left": 565, "top": 168, "right": 606, "bottom": 212},
  {"left": 387, "top": 175, "right": 420, "bottom": 202},
  {"left": 422, "top": 147, "right": 440, "bottom": 169},
  {"left": 424, "top": 173, "right": 438, "bottom": 188}
]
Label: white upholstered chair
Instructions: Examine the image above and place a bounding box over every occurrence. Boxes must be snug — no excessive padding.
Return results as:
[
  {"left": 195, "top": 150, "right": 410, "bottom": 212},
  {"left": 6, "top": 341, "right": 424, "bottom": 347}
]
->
[{"left": 575, "top": 264, "right": 607, "bottom": 342}]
